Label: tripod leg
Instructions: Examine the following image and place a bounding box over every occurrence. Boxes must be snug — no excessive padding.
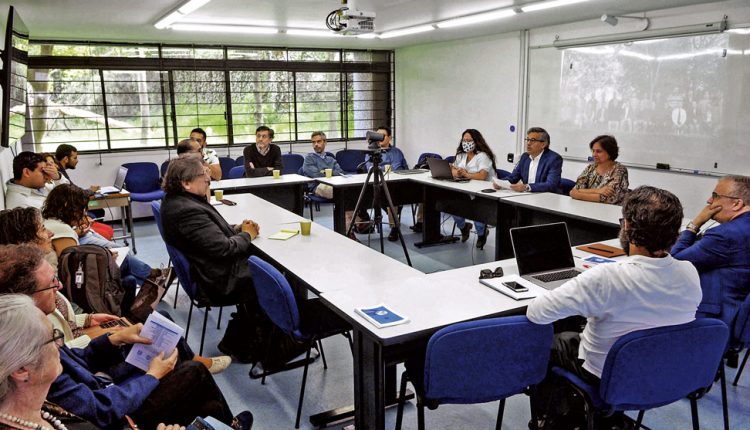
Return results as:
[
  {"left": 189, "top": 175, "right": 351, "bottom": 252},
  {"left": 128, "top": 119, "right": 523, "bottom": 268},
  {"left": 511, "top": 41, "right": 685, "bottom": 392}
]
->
[
  {"left": 378, "top": 169, "right": 413, "bottom": 267},
  {"left": 347, "top": 168, "right": 375, "bottom": 237},
  {"left": 372, "top": 169, "right": 386, "bottom": 253}
]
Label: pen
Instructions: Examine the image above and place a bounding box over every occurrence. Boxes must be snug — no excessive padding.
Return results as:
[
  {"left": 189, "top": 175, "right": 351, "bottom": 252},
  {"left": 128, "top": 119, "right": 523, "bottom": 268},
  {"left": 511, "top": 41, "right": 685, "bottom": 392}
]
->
[{"left": 588, "top": 246, "right": 613, "bottom": 253}]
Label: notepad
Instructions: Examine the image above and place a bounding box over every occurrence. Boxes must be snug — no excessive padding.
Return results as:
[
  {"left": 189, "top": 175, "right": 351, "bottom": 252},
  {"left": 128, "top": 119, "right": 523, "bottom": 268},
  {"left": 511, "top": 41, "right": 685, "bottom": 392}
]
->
[
  {"left": 355, "top": 304, "right": 409, "bottom": 328},
  {"left": 125, "top": 312, "right": 184, "bottom": 372},
  {"left": 479, "top": 274, "right": 542, "bottom": 301},
  {"left": 268, "top": 229, "right": 299, "bottom": 240},
  {"left": 576, "top": 243, "right": 625, "bottom": 257}
]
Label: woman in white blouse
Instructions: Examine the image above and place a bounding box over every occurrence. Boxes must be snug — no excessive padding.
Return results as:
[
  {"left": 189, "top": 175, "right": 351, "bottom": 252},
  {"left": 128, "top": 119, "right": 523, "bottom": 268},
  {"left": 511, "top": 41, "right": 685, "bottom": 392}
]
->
[{"left": 450, "top": 129, "right": 497, "bottom": 249}]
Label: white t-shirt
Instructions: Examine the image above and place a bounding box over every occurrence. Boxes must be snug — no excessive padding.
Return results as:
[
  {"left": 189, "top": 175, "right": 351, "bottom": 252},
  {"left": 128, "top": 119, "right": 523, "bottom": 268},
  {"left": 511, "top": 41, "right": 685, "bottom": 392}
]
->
[
  {"left": 526, "top": 254, "right": 701, "bottom": 377},
  {"left": 453, "top": 152, "right": 496, "bottom": 181},
  {"left": 43, "top": 218, "right": 80, "bottom": 245}
]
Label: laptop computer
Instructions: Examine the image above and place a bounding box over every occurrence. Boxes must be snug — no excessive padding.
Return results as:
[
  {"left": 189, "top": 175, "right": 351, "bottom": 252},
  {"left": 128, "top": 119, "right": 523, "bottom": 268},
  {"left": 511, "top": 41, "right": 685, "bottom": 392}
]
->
[
  {"left": 426, "top": 157, "right": 469, "bottom": 183},
  {"left": 510, "top": 222, "right": 583, "bottom": 290},
  {"left": 99, "top": 166, "right": 128, "bottom": 194}
]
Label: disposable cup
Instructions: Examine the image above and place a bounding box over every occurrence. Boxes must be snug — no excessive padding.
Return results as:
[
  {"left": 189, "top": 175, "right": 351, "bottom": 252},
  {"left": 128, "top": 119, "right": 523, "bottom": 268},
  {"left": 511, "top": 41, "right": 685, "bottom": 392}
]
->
[
  {"left": 272, "top": 169, "right": 281, "bottom": 179},
  {"left": 300, "top": 220, "right": 312, "bottom": 236},
  {"left": 324, "top": 168, "right": 333, "bottom": 178},
  {"left": 214, "top": 189, "right": 224, "bottom": 200}
]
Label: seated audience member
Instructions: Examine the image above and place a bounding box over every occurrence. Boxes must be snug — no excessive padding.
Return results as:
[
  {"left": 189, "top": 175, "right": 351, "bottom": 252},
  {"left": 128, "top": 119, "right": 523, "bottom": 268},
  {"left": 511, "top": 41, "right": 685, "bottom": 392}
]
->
[
  {"left": 190, "top": 128, "right": 222, "bottom": 181},
  {"left": 41, "top": 153, "right": 62, "bottom": 192},
  {"left": 449, "top": 129, "right": 497, "bottom": 249},
  {"left": 0, "top": 245, "right": 250, "bottom": 430},
  {"left": 243, "top": 126, "right": 282, "bottom": 178},
  {"left": 42, "top": 184, "right": 164, "bottom": 315},
  {"left": 54, "top": 144, "right": 100, "bottom": 192},
  {"left": 498, "top": 127, "right": 562, "bottom": 193},
  {"left": 569, "top": 135, "right": 629, "bottom": 205},
  {"left": 672, "top": 175, "right": 750, "bottom": 328},
  {"left": 4, "top": 152, "right": 48, "bottom": 209},
  {"left": 301, "top": 131, "right": 344, "bottom": 199},
  {"left": 364, "top": 126, "right": 408, "bottom": 242},
  {"left": 527, "top": 186, "right": 701, "bottom": 427},
  {"left": 177, "top": 137, "right": 202, "bottom": 155}
]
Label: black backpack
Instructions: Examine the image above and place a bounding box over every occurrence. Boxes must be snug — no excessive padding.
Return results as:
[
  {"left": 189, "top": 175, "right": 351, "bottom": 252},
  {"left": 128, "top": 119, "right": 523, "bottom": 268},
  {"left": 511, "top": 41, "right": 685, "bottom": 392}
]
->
[{"left": 58, "top": 244, "right": 125, "bottom": 316}]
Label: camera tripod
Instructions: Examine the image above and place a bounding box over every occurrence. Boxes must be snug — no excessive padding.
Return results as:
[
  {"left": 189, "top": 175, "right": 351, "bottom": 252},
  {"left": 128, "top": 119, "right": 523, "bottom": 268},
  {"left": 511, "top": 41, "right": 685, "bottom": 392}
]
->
[{"left": 346, "top": 150, "right": 412, "bottom": 267}]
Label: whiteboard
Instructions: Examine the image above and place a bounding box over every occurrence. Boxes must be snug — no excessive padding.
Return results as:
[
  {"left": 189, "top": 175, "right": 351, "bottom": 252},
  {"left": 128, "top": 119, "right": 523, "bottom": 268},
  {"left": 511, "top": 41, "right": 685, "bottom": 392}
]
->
[{"left": 527, "top": 31, "right": 750, "bottom": 175}]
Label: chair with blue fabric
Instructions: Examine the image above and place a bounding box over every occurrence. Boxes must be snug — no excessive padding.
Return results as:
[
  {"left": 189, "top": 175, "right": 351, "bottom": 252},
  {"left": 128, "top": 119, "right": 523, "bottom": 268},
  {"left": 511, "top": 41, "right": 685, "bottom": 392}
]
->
[
  {"left": 122, "top": 162, "right": 165, "bottom": 202},
  {"left": 160, "top": 160, "right": 171, "bottom": 179},
  {"left": 551, "top": 318, "right": 729, "bottom": 430},
  {"left": 227, "top": 166, "right": 245, "bottom": 179},
  {"left": 496, "top": 168, "right": 511, "bottom": 179},
  {"left": 235, "top": 155, "right": 245, "bottom": 167},
  {"left": 151, "top": 201, "right": 223, "bottom": 355},
  {"left": 395, "top": 316, "right": 553, "bottom": 430},
  {"left": 297, "top": 164, "right": 332, "bottom": 221},
  {"left": 282, "top": 153, "right": 304, "bottom": 175},
  {"left": 731, "top": 293, "right": 750, "bottom": 386},
  {"left": 335, "top": 149, "right": 366, "bottom": 174},
  {"left": 560, "top": 178, "right": 576, "bottom": 196},
  {"left": 218, "top": 156, "right": 235, "bottom": 180},
  {"left": 247, "top": 256, "right": 352, "bottom": 428},
  {"left": 414, "top": 152, "right": 442, "bottom": 168},
  {"left": 444, "top": 155, "right": 455, "bottom": 164}
]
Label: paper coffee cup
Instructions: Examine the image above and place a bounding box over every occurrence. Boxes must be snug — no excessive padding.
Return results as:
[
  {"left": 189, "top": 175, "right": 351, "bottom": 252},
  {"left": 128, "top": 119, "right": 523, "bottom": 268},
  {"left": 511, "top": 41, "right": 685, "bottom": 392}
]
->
[
  {"left": 300, "top": 220, "right": 312, "bottom": 236},
  {"left": 324, "top": 168, "right": 333, "bottom": 178},
  {"left": 272, "top": 169, "right": 281, "bottom": 179},
  {"left": 214, "top": 189, "right": 224, "bottom": 200}
]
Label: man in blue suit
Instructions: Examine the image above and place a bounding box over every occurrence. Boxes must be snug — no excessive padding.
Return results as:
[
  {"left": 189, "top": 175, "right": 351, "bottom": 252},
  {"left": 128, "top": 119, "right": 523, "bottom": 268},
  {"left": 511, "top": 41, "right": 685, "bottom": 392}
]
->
[
  {"left": 500, "top": 127, "right": 563, "bottom": 194},
  {"left": 672, "top": 175, "right": 750, "bottom": 329}
]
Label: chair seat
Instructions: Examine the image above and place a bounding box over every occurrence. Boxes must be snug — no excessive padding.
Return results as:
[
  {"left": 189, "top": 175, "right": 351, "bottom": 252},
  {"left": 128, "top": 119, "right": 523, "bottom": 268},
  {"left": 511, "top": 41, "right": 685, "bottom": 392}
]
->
[
  {"left": 306, "top": 194, "right": 332, "bottom": 203},
  {"left": 551, "top": 366, "right": 608, "bottom": 410},
  {"left": 130, "top": 190, "right": 166, "bottom": 202},
  {"left": 295, "top": 299, "right": 350, "bottom": 342}
]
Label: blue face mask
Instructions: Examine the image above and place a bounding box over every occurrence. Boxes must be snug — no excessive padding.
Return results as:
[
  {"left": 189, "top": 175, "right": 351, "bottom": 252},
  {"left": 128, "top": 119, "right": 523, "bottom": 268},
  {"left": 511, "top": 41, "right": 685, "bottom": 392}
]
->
[{"left": 462, "top": 140, "right": 475, "bottom": 152}]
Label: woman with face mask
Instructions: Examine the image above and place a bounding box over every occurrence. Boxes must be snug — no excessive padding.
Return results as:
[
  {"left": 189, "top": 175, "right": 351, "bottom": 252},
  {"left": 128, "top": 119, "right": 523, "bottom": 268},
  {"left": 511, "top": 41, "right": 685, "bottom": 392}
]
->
[{"left": 450, "top": 129, "right": 497, "bottom": 250}]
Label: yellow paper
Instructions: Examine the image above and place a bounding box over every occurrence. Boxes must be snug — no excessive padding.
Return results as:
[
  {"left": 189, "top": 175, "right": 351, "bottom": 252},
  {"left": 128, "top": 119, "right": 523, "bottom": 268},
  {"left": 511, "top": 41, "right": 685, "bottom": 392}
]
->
[{"left": 268, "top": 229, "right": 299, "bottom": 240}]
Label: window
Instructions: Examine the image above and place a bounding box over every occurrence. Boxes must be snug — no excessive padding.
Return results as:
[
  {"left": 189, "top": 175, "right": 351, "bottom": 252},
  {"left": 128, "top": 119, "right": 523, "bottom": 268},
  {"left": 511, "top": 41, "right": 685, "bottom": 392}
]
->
[{"left": 26, "top": 43, "right": 393, "bottom": 152}]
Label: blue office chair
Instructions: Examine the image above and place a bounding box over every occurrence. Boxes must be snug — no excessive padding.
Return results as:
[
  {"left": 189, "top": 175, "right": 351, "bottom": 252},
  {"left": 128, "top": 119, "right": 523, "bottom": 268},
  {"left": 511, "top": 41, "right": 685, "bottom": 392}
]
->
[
  {"left": 228, "top": 166, "right": 245, "bottom": 179},
  {"left": 247, "top": 256, "right": 351, "bottom": 428},
  {"left": 151, "top": 201, "right": 223, "bottom": 355},
  {"left": 235, "top": 155, "right": 245, "bottom": 166},
  {"left": 218, "top": 156, "right": 235, "bottom": 180},
  {"left": 444, "top": 155, "right": 456, "bottom": 164},
  {"left": 282, "top": 153, "right": 304, "bottom": 175},
  {"left": 414, "top": 152, "right": 442, "bottom": 168},
  {"left": 552, "top": 318, "right": 729, "bottom": 430},
  {"left": 731, "top": 293, "right": 750, "bottom": 386},
  {"left": 560, "top": 178, "right": 576, "bottom": 196},
  {"left": 336, "top": 149, "right": 366, "bottom": 174},
  {"left": 395, "top": 316, "right": 553, "bottom": 430},
  {"left": 160, "top": 160, "right": 171, "bottom": 179},
  {"left": 496, "top": 168, "right": 511, "bottom": 179},
  {"left": 122, "top": 162, "right": 165, "bottom": 202}
]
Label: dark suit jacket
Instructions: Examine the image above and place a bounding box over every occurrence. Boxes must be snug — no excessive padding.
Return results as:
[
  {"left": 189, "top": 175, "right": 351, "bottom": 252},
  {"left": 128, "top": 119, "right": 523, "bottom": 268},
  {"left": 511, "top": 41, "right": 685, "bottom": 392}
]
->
[
  {"left": 161, "top": 192, "right": 254, "bottom": 305},
  {"left": 505, "top": 149, "right": 563, "bottom": 194},
  {"left": 672, "top": 212, "right": 750, "bottom": 326}
]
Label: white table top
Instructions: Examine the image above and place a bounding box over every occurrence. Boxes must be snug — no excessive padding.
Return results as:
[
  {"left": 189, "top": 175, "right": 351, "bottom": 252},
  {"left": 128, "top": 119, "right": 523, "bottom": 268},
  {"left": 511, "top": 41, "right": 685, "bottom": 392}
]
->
[
  {"left": 211, "top": 174, "right": 312, "bottom": 190},
  {"left": 409, "top": 174, "right": 527, "bottom": 199},
  {"left": 503, "top": 192, "right": 624, "bottom": 226},
  {"left": 214, "top": 192, "right": 422, "bottom": 294},
  {"left": 315, "top": 172, "right": 416, "bottom": 187}
]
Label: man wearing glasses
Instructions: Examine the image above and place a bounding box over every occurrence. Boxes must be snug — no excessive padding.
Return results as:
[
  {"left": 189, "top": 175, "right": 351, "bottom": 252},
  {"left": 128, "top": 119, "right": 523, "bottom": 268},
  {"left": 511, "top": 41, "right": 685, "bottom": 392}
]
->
[
  {"left": 672, "top": 175, "right": 750, "bottom": 332},
  {"left": 499, "top": 127, "right": 563, "bottom": 194}
]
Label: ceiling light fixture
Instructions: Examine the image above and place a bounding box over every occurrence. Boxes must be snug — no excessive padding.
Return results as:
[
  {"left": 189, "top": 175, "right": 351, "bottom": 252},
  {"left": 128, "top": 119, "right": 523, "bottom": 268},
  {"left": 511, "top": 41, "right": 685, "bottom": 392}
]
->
[
  {"left": 171, "top": 23, "right": 278, "bottom": 34},
  {"left": 379, "top": 24, "right": 435, "bottom": 39},
  {"left": 521, "top": 0, "right": 590, "bottom": 13},
  {"left": 356, "top": 33, "right": 380, "bottom": 39},
  {"left": 436, "top": 8, "right": 517, "bottom": 29},
  {"left": 154, "top": 0, "right": 213, "bottom": 29}
]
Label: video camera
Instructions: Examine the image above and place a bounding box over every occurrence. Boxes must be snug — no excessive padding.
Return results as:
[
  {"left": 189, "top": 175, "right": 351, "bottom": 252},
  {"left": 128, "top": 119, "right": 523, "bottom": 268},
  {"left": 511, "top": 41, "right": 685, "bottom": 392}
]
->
[{"left": 365, "top": 130, "right": 385, "bottom": 151}]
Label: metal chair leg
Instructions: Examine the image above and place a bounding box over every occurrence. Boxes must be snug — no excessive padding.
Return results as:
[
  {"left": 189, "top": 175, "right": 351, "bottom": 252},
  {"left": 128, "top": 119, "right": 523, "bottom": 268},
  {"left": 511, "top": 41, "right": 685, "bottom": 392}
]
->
[
  {"left": 417, "top": 399, "right": 425, "bottom": 430},
  {"left": 690, "top": 397, "right": 700, "bottom": 430},
  {"left": 719, "top": 361, "right": 729, "bottom": 430},
  {"left": 199, "top": 306, "right": 209, "bottom": 356},
  {"left": 635, "top": 410, "right": 645, "bottom": 429},
  {"left": 307, "top": 198, "right": 314, "bottom": 221},
  {"left": 186, "top": 301, "right": 194, "bottom": 341},
  {"left": 395, "top": 371, "right": 408, "bottom": 430},
  {"left": 495, "top": 398, "right": 505, "bottom": 430},
  {"left": 733, "top": 348, "right": 750, "bottom": 386},
  {"left": 294, "top": 346, "right": 313, "bottom": 429},
  {"left": 217, "top": 306, "right": 223, "bottom": 330},
  {"left": 173, "top": 279, "right": 180, "bottom": 309},
  {"left": 317, "top": 339, "right": 328, "bottom": 369}
]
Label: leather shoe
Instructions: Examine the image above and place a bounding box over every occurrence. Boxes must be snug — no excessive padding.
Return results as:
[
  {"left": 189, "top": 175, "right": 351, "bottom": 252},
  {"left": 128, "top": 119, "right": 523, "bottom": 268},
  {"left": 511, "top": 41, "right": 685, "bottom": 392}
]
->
[
  {"left": 476, "top": 232, "right": 488, "bottom": 249},
  {"left": 459, "top": 222, "right": 473, "bottom": 242},
  {"left": 410, "top": 222, "right": 423, "bottom": 233},
  {"left": 347, "top": 231, "right": 361, "bottom": 243},
  {"left": 388, "top": 229, "right": 399, "bottom": 242},
  {"left": 231, "top": 410, "right": 254, "bottom": 430},
  {"left": 726, "top": 350, "right": 739, "bottom": 368}
]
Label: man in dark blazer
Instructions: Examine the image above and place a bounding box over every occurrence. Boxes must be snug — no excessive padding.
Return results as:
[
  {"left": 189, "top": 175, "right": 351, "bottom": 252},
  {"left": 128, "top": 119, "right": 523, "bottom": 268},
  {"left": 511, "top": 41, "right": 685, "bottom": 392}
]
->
[
  {"left": 672, "top": 175, "right": 750, "bottom": 328},
  {"left": 501, "top": 127, "right": 563, "bottom": 194}
]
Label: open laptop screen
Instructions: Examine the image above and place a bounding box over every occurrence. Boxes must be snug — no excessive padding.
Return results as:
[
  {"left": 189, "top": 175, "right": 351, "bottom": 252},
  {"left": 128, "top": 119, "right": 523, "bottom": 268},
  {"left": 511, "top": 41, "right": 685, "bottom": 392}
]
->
[
  {"left": 511, "top": 222, "right": 576, "bottom": 276},
  {"left": 113, "top": 166, "right": 128, "bottom": 190}
]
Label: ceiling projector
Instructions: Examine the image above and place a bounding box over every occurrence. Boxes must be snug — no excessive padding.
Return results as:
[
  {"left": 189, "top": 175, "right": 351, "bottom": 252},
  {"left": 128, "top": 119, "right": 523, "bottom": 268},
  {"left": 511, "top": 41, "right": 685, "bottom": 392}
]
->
[{"left": 326, "top": 0, "right": 375, "bottom": 35}]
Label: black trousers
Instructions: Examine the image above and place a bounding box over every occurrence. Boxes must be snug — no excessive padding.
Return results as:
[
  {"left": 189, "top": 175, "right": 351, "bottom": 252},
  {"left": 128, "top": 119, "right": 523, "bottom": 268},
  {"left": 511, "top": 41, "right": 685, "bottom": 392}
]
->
[{"left": 132, "top": 361, "right": 234, "bottom": 429}]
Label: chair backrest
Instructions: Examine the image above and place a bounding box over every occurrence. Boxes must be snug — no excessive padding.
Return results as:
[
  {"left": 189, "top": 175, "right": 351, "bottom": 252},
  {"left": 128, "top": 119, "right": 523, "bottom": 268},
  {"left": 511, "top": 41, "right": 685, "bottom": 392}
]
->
[
  {"left": 160, "top": 160, "right": 170, "bottom": 178},
  {"left": 414, "top": 153, "right": 442, "bottom": 169},
  {"left": 444, "top": 155, "right": 456, "bottom": 164},
  {"left": 560, "top": 178, "right": 576, "bottom": 196},
  {"left": 336, "top": 149, "right": 366, "bottom": 173},
  {"left": 281, "top": 153, "right": 304, "bottom": 175},
  {"left": 122, "top": 162, "right": 161, "bottom": 193},
  {"left": 150, "top": 201, "right": 202, "bottom": 304},
  {"left": 423, "top": 315, "right": 552, "bottom": 404},
  {"left": 733, "top": 294, "right": 750, "bottom": 345},
  {"left": 219, "top": 157, "right": 235, "bottom": 179},
  {"left": 247, "top": 256, "right": 303, "bottom": 339},
  {"left": 235, "top": 155, "right": 245, "bottom": 166},
  {"left": 496, "top": 169, "right": 511, "bottom": 179},
  {"left": 228, "top": 165, "right": 245, "bottom": 179},
  {"left": 599, "top": 318, "right": 728, "bottom": 411}
]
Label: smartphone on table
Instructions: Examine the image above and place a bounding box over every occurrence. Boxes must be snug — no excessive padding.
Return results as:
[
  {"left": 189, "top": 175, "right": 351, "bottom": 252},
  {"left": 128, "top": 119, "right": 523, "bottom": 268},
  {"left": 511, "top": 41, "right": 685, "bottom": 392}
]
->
[{"left": 502, "top": 281, "right": 528, "bottom": 293}]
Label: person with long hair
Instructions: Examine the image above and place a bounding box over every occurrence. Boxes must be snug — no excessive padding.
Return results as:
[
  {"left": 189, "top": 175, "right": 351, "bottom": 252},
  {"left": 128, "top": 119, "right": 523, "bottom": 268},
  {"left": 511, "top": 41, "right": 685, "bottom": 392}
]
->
[{"left": 450, "top": 129, "right": 497, "bottom": 249}]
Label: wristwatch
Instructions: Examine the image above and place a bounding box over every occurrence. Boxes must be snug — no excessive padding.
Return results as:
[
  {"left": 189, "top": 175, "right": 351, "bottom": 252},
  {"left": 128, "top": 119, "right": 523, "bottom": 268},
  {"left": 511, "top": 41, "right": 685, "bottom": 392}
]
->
[
  {"left": 525, "top": 184, "right": 531, "bottom": 192},
  {"left": 686, "top": 221, "right": 700, "bottom": 234}
]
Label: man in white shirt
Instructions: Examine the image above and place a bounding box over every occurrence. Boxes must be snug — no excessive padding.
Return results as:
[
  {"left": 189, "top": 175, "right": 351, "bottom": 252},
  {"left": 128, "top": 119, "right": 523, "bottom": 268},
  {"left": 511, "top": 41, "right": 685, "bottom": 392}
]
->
[
  {"left": 4, "top": 152, "right": 49, "bottom": 209},
  {"left": 527, "top": 185, "right": 702, "bottom": 427},
  {"left": 190, "top": 127, "right": 222, "bottom": 181}
]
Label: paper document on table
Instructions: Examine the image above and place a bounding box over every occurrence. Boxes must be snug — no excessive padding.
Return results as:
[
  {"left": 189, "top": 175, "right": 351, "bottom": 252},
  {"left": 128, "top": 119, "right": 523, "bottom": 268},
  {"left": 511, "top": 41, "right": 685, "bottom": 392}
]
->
[
  {"left": 125, "top": 312, "right": 184, "bottom": 372},
  {"left": 355, "top": 304, "right": 409, "bottom": 328},
  {"left": 268, "top": 229, "right": 299, "bottom": 240},
  {"left": 110, "top": 247, "right": 129, "bottom": 267},
  {"left": 479, "top": 274, "right": 544, "bottom": 300},
  {"left": 492, "top": 179, "right": 512, "bottom": 189}
]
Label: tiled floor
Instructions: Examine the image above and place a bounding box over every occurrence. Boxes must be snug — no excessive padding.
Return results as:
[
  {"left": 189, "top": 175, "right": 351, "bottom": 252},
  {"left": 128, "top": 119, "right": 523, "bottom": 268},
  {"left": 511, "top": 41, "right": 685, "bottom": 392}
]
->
[{"left": 131, "top": 204, "right": 750, "bottom": 430}]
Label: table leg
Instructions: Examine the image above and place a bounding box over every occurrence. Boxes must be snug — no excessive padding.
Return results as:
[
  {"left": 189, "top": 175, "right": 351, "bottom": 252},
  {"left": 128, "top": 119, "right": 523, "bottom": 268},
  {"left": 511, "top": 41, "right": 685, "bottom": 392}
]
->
[
  {"left": 126, "top": 201, "right": 136, "bottom": 254},
  {"left": 294, "top": 184, "right": 305, "bottom": 216},
  {"left": 353, "top": 329, "right": 385, "bottom": 430},
  {"left": 415, "top": 185, "right": 459, "bottom": 249},
  {"left": 333, "top": 189, "right": 347, "bottom": 235},
  {"left": 495, "top": 201, "right": 516, "bottom": 260}
]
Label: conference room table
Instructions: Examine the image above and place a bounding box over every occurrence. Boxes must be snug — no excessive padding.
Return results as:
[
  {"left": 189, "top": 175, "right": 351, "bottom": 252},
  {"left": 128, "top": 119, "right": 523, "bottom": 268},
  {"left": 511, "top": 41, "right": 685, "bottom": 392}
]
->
[
  {"left": 88, "top": 190, "right": 136, "bottom": 253},
  {"left": 211, "top": 173, "right": 312, "bottom": 216}
]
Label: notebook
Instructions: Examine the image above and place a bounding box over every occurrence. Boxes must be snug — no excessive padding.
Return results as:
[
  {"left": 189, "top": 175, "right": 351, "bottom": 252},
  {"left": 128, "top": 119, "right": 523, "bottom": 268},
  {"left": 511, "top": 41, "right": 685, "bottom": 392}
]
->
[
  {"left": 426, "top": 158, "right": 469, "bottom": 183},
  {"left": 510, "top": 222, "right": 583, "bottom": 290},
  {"left": 99, "top": 166, "right": 128, "bottom": 194}
]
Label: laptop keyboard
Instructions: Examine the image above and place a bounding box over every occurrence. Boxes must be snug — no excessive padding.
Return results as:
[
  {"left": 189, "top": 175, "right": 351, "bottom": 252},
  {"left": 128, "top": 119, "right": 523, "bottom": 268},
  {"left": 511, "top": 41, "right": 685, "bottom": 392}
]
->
[{"left": 532, "top": 269, "right": 581, "bottom": 283}]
